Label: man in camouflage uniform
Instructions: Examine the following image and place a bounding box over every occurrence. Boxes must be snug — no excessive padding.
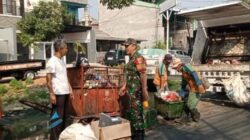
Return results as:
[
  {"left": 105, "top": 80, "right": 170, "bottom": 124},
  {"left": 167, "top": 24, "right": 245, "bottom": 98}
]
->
[{"left": 120, "top": 38, "right": 149, "bottom": 140}]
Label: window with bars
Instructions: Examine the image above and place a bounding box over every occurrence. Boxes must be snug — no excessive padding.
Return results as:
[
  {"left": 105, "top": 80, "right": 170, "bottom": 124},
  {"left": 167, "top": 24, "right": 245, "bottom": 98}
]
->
[
  {"left": 6, "top": 0, "right": 16, "bottom": 15},
  {"left": 0, "top": 0, "right": 20, "bottom": 15}
]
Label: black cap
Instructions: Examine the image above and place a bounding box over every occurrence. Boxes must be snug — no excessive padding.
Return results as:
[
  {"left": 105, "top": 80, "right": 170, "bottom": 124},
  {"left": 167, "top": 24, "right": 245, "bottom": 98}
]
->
[
  {"left": 163, "top": 54, "right": 173, "bottom": 63},
  {"left": 122, "top": 38, "right": 137, "bottom": 46}
]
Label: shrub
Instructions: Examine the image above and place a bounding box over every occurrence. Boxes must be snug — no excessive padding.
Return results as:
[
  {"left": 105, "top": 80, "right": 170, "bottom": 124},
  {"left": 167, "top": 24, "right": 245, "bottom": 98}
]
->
[
  {"left": 9, "top": 78, "right": 25, "bottom": 90},
  {"left": 25, "top": 89, "right": 49, "bottom": 103},
  {"left": 0, "top": 84, "right": 8, "bottom": 95},
  {"left": 25, "top": 78, "right": 33, "bottom": 85},
  {"left": 153, "top": 41, "right": 166, "bottom": 50},
  {"left": 24, "top": 87, "right": 30, "bottom": 95}
]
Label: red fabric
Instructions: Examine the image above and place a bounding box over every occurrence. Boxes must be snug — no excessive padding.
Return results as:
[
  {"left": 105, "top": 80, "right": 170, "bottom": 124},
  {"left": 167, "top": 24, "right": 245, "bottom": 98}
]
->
[
  {"left": 134, "top": 57, "right": 145, "bottom": 65},
  {"left": 134, "top": 57, "right": 146, "bottom": 73}
]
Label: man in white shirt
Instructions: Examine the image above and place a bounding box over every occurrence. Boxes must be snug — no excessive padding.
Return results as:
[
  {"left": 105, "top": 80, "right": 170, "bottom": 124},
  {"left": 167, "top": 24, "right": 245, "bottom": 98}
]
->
[{"left": 46, "top": 39, "right": 73, "bottom": 140}]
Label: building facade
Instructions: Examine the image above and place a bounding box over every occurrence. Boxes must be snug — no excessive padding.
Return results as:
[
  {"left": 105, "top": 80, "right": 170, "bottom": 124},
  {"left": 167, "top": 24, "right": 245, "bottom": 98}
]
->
[
  {"left": 25, "top": 0, "right": 96, "bottom": 63},
  {"left": 0, "top": 0, "right": 23, "bottom": 61},
  {"left": 98, "top": 0, "right": 165, "bottom": 48}
]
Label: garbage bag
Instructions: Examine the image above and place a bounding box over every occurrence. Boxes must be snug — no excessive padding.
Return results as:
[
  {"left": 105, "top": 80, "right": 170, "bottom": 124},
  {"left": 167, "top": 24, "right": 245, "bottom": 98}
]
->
[
  {"left": 223, "top": 74, "right": 250, "bottom": 106},
  {"left": 160, "top": 90, "right": 169, "bottom": 98},
  {"left": 202, "top": 75, "right": 211, "bottom": 89},
  {"left": 59, "top": 123, "right": 97, "bottom": 140},
  {"left": 161, "top": 91, "right": 181, "bottom": 102}
]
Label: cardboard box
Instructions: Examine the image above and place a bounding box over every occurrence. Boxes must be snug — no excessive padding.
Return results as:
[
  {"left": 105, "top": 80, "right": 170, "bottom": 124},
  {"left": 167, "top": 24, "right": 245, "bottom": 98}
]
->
[{"left": 91, "top": 118, "right": 131, "bottom": 140}]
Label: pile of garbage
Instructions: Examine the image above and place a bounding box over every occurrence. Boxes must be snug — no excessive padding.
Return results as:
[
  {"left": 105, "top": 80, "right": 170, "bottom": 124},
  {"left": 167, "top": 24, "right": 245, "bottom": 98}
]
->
[
  {"left": 157, "top": 90, "right": 182, "bottom": 102},
  {"left": 223, "top": 74, "right": 250, "bottom": 106},
  {"left": 206, "top": 59, "right": 241, "bottom": 65}
]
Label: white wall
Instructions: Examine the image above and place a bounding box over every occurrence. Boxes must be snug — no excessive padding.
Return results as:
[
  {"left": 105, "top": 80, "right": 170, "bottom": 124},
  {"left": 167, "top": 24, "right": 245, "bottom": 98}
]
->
[
  {"left": 99, "top": 2, "right": 164, "bottom": 48},
  {"left": 24, "top": 0, "right": 53, "bottom": 12},
  {"left": 62, "top": 31, "right": 90, "bottom": 43},
  {"left": 0, "top": 28, "right": 17, "bottom": 60}
]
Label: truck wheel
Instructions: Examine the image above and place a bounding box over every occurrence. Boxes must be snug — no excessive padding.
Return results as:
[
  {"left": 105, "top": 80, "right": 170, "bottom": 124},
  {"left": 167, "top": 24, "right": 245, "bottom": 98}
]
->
[{"left": 24, "top": 71, "right": 36, "bottom": 80}]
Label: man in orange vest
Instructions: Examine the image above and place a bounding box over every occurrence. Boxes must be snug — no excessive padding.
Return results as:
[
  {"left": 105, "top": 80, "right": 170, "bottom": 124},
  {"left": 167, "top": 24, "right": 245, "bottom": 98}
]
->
[
  {"left": 153, "top": 54, "right": 173, "bottom": 92},
  {"left": 172, "top": 58, "right": 205, "bottom": 123}
]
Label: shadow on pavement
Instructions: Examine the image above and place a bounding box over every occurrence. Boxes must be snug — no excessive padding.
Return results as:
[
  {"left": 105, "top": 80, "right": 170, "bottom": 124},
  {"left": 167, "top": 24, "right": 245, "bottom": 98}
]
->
[
  {"left": 145, "top": 101, "right": 250, "bottom": 140},
  {"left": 201, "top": 92, "right": 250, "bottom": 111}
]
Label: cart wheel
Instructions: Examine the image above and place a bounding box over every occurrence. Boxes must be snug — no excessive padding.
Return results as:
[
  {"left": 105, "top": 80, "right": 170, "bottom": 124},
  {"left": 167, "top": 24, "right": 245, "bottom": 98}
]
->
[{"left": 24, "top": 71, "right": 36, "bottom": 80}]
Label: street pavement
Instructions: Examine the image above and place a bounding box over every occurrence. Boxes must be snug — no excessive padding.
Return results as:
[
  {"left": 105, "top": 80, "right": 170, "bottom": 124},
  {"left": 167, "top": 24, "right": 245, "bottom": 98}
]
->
[{"left": 145, "top": 100, "right": 250, "bottom": 140}]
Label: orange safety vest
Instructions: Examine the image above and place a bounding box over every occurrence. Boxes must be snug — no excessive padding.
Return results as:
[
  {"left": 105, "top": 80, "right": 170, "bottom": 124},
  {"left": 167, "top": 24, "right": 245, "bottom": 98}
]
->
[
  {"left": 153, "top": 64, "right": 167, "bottom": 86},
  {"left": 182, "top": 72, "right": 205, "bottom": 93}
]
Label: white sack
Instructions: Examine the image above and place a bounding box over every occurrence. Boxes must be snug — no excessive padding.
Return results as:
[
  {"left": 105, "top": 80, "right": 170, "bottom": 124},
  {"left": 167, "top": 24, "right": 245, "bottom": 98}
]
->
[
  {"left": 223, "top": 74, "right": 250, "bottom": 106},
  {"left": 59, "top": 123, "right": 97, "bottom": 140},
  {"left": 160, "top": 90, "right": 169, "bottom": 99}
]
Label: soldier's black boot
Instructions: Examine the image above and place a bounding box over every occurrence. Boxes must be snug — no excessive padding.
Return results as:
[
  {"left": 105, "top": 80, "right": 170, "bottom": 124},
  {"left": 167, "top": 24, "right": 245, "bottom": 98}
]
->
[{"left": 132, "top": 130, "right": 145, "bottom": 140}]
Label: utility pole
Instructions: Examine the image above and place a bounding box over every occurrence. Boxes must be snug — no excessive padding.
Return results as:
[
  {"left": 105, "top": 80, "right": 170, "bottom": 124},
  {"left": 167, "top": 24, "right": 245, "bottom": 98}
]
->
[
  {"left": 166, "top": 10, "right": 169, "bottom": 54},
  {"left": 163, "top": 10, "right": 172, "bottom": 54},
  {"left": 160, "top": 0, "right": 176, "bottom": 54}
]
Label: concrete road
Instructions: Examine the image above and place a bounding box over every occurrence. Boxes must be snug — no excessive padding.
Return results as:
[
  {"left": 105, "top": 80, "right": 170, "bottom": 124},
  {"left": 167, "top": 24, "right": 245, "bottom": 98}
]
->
[{"left": 145, "top": 100, "right": 250, "bottom": 140}]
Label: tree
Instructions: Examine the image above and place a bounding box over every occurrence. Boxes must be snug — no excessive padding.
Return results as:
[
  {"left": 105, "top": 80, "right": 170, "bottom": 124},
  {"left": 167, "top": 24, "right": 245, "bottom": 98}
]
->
[
  {"left": 100, "top": 0, "right": 135, "bottom": 9},
  {"left": 73, "top": 41, "right": 87, "bottom": 61},
  {"left": 17, "top": 1, "right": 71, "bottom": 47},
  {"left": 243, "top": 0, "right": 250, "bottom": 4},
  {"left": 153, "top": 41, "right": 166, "bottom": 50}
]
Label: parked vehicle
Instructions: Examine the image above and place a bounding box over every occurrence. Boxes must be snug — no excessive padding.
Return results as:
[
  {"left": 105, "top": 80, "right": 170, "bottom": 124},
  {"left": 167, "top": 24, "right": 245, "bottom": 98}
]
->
[
  {"left": 169, "top": 49, "right": 191, "bottom": 63},
  {"left": 189, "top": 22, "right": 250, "bottom": 92},
  {"left": 0, "top": 59, "right": 46, "bottom": 80},
  {"left": 104, "top": 49, "right": 127, "bottom": 66},
  {"left": 139, "top": 48, "right": 166, "bottom": 76}
]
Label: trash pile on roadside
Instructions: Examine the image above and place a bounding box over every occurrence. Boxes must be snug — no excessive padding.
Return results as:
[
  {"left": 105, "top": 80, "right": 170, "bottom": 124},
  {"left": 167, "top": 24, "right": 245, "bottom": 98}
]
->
[
  {"left": 155, "top": 90, "right": 184, "bottom": 119},
  {"left": 157, "top": 90, "right": 182, "bottom": 102}
]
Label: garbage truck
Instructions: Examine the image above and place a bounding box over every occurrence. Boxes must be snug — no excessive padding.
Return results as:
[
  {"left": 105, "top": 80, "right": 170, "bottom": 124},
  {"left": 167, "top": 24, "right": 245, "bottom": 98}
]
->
[{"left": 178, "top": 1, "right": 250, "bottom": 92}]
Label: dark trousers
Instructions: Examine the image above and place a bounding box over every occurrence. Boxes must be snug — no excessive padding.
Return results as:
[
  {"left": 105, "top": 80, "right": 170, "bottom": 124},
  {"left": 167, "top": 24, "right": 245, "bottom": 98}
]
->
[
  {"left": 132, "top": 130, "right": 145, "bottom": 140},
  {"left": 50, "top": 94, "right": 69, "bottom": 140}
]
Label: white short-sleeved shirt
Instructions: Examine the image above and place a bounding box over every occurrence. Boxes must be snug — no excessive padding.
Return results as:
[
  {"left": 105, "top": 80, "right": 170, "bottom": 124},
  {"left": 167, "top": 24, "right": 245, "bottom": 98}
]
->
[{"left": 46, "top": 56, "right": 70, "bottom": 95}]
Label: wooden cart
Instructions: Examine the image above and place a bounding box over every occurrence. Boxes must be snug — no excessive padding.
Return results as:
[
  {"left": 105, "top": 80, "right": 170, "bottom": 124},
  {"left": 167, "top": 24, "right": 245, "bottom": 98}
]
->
[{"left": 67, "top": 66, "right": 124, "bottom": 117}]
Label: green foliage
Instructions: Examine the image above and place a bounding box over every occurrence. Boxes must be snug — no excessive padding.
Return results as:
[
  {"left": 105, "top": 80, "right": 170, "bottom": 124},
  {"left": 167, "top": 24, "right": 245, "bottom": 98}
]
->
[
  {"left": 17, "top": 1, "right": 66, "bottom": 47},
  {"left": 153, "top": 41, "right": 166, "bottom": 50},
  {"left": 9, "top": 79, "right": 24, "bottom": 90},
  {"left": 0, "top": 84, "right": 8, "bottom": 95},
  {"left": 25, "top": 78, "right": 33, "bottom": 85},
  {"left": 61, "top": 4, "right": 75, "bottom": 25},
  {"left": 24, "top": 87, "right": 30, "bottom": 95},
  {"left": 243, "top": 0, "right": 250, "bottom": 4},
  {"left": 2, "top": 79, "right": 49, "bottom": 105},
  {"left": 24, "top": 89, "right": 49, "bottom": 104},
  {"left": 73, "top": 42, "right": 86, "bottom": 54},
  {"left": 100, "top": 0, "right": 134, "bottom": 9}
]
